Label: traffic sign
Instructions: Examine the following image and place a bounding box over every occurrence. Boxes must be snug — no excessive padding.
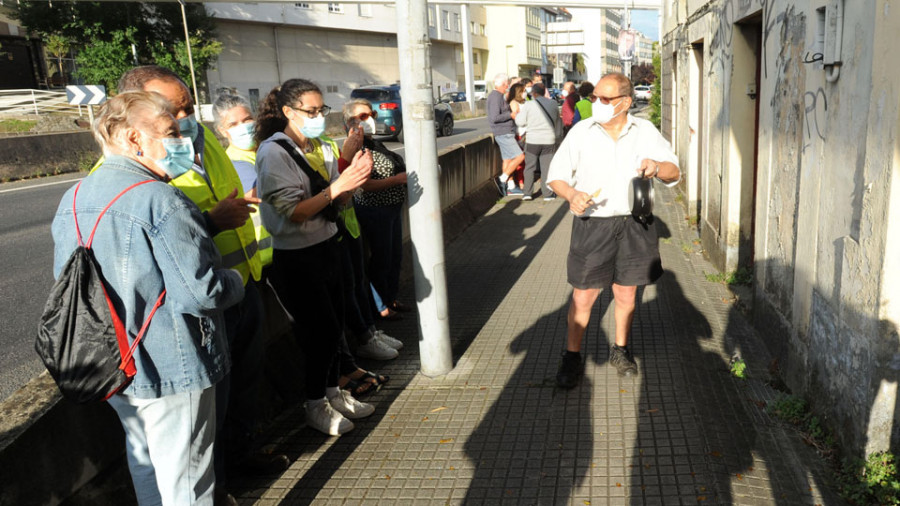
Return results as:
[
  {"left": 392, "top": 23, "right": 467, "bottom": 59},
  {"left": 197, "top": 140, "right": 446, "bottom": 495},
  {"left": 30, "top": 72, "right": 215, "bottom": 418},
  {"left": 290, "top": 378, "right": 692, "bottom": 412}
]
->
[{"left": 66, "top": 85, "right": 107, "bottom": 106}]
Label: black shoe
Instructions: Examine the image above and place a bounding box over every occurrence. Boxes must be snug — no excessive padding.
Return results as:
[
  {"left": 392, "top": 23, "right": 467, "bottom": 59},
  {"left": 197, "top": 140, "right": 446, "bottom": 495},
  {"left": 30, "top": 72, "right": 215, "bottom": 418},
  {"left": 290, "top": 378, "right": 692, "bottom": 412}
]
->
[
  {"left": 556, "top": 351, "right": 583, "bottom": 389},
  {"left": 494, "top": 177, "right": 508, "bottom": 197},
  {"left": 610, "top": 345, "right": 638, "bottom": 377}
]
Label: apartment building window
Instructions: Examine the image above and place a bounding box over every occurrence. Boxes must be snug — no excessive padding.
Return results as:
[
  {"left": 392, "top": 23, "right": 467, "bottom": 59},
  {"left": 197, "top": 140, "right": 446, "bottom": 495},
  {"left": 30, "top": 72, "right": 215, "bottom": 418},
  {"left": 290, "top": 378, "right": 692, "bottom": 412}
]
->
[
  {"left": 470, "top": 21, "right": 475, "bottom": 34},
  {"left": 454, "top": 13, "right": 461, "bottom": 32},
  {"left": 326, "top": 84, "right": 339, "bottom": 93},
  {"left": 294, "top": 2, "right": 311, "bottom": 8},
  {"left": 473, "top": 52, "right": 479, "bottom": 64},
  {"left": 527, "top": 37, "right": 540, "bottom": 59},
  {"left": 442, "top": 10, "right": 450, "bottom": 30},
  {"left": 480, "top": 24, "right": 485, "bottom": 36},
  {"left": 358, "top": 3, "right": 372, "bottom": 17},
  {"left": 428, "top": 7, "right": 435, "bottom": 27},
  {"left": 455, "top": 49, "right": 463, "bottom": 63},
  {"left": 328, "top": 3, "right": 343, "bottom": 13}
]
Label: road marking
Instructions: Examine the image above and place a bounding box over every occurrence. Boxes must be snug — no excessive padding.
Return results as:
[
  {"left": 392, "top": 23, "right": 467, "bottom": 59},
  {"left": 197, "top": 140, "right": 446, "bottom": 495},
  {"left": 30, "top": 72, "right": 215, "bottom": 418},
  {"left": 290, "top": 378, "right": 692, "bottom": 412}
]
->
[{"left": 0, "top": 177, "right": 83, "bottom": 194}]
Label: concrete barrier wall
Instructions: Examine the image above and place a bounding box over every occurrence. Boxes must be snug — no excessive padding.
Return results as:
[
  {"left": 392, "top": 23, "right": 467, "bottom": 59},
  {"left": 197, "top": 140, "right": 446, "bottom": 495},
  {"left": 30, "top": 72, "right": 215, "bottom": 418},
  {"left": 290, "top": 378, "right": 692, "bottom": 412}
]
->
[
  {"left": 0, "top": 131, "right": 100, "bottom": 181},
  {"left": 0, "top": 133, "right": 500, "bottom": 506}
]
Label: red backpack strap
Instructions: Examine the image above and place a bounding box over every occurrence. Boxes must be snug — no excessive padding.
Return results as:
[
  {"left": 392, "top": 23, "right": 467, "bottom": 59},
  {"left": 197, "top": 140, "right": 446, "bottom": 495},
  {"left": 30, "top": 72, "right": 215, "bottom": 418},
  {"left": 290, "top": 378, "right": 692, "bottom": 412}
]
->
[
  {"left": 118, "top": 290, "right": 167, "bottom": 375},
  {"left": 72, "top": 182, "right": 85, "bottom": 247},
  {"left": 85, "top": 180, "right": 155, "bottom": 249}
]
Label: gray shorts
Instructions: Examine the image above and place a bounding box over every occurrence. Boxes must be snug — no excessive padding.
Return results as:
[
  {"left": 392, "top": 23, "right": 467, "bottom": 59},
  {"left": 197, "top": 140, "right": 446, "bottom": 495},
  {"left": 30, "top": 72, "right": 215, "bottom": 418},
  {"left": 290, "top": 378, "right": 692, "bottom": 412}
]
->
[
  {"left": 494, "top": 133, "right": 523, "bottom": 160},
  {"left": 567, "top": 215, "right": 663, "bottom": 289}
]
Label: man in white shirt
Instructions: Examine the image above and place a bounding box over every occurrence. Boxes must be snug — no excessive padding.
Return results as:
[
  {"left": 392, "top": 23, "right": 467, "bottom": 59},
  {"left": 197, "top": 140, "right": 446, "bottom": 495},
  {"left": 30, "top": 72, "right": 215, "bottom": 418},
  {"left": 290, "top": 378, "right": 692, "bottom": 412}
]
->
[{"left": 546, "top": 73, "right": 680, "bottom": 387}]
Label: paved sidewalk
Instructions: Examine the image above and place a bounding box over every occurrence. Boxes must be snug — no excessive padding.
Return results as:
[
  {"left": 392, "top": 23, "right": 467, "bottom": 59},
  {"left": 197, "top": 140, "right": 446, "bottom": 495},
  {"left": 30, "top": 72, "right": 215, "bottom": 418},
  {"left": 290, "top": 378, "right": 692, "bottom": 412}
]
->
[{"left": 231, "top": 187, "right": 845, "bottom": 505}]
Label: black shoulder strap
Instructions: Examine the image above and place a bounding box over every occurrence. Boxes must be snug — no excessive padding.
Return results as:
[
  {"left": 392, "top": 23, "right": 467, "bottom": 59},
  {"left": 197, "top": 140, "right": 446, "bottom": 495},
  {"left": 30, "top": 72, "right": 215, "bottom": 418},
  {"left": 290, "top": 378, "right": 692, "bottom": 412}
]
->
[
  {"left": 273, "top": 139, "right": 330, "bottom": 194},
  {"left": 535, "top": 99, "right": 558, "bottom": 132}
]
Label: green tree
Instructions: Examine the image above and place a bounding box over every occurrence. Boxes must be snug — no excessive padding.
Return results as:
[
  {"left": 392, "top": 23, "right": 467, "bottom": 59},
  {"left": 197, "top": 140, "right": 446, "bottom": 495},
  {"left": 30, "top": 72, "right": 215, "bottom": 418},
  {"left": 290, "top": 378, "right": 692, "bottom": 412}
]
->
[
  {"left": 14, "top": 1, "right": 219, "bottom": 93},
  {"left": 44, "top": 33, "right": 70, "bottom": 86},
  {"left": 74, "top": 28, "right": 136, "bottom": 92},
  {"left": 650, "top": 42, "right": 662, "bottom": 129}
]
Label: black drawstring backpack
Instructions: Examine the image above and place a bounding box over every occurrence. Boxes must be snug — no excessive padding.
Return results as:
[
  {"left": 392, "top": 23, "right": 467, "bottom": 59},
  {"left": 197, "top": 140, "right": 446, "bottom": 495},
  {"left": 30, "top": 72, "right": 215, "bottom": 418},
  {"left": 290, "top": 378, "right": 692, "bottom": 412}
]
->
[{"left": 35, "top": 180, "right": 166, "bottom": 403}]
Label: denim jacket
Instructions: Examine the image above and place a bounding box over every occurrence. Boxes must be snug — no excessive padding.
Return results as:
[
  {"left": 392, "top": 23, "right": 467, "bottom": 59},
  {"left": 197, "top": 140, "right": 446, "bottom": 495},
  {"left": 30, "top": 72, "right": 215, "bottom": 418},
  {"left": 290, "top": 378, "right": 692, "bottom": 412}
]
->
[{"left": 51, "top": 155, "right": 245, "bottom": 398}]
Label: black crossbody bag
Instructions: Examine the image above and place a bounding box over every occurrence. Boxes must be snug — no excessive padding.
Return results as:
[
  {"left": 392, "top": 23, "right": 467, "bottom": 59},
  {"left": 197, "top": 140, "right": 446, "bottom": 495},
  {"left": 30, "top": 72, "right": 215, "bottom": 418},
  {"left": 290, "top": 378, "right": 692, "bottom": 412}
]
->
[
  {"left": 273, "top": 139, "right": 338, "bottom": 222},
  {"left": 535, "top": 99, "right": 563, "bottom": 145}
]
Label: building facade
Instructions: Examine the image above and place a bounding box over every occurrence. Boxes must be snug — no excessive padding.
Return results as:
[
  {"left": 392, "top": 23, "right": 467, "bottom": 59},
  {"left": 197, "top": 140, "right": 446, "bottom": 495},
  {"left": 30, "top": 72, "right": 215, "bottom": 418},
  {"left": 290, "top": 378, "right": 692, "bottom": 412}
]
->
[
  {"left": 205, "top": 2, "right": 487, "bottom": 108},
  {"left": 567, "top": 8, "right": 624, "bottom": 83},
  {"left": 661, "top": 0, "right": 900, "bottom": 457}
]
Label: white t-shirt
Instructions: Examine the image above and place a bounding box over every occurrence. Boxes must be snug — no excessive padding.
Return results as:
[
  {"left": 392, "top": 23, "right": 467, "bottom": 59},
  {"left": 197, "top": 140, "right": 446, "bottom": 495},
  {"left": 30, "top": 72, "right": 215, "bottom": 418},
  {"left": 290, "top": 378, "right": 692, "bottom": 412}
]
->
[{"left": 546, "top": 114, "right": 680, "bottom": 218}]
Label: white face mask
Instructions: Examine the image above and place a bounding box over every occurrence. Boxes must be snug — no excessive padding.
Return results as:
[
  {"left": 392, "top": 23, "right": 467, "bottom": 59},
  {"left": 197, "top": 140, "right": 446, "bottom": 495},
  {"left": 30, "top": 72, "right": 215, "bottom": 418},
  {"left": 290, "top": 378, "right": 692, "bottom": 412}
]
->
[
  {"left": 360, "top": 117, "right": 376, "bottom": 135},
  {"left": 562, "top": 90, "right": 569, "bottom": 97},
  {"left": 227, "top": 121, "right": 256, "bottom": 150},
  {"left": 592, "top": 99, "right": 625, "bottom": 125},
  {"left": 525, "top": 87, "right": 533, "bottom": 95}
]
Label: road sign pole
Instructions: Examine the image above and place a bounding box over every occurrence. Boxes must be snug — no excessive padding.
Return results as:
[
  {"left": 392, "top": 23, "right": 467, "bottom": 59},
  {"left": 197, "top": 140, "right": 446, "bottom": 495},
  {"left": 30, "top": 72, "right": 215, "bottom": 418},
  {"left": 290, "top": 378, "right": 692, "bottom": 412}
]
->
[{"left": 396, "top": 0, "right": 454, "bottom": 377}]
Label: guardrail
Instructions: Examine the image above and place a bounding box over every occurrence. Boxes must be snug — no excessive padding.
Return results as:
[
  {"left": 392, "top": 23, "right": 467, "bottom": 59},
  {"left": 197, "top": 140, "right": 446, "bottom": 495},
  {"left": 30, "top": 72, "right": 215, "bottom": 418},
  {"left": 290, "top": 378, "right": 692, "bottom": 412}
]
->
[{"left": 0, "top": 89, "right": 85, "bottom": 117}]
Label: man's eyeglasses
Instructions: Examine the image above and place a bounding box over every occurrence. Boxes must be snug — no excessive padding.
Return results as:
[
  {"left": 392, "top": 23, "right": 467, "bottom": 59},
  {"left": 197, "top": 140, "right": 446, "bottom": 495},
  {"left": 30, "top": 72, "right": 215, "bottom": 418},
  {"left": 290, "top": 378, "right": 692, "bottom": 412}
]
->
[
  {"left": 594, "top": 94, "right": 627, "bottom": 105},
  {"left": 355, "top": 112, "right": 375, "bottom": 121},
  {"left": 293, "top": 105, "right": 332, "bottom": 118}
]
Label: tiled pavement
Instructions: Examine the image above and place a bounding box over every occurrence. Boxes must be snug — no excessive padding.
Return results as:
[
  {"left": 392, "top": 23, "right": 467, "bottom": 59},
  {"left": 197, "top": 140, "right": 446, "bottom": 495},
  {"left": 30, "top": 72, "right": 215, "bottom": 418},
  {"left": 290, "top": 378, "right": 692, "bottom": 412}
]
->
[{"left": 231, "top": 186, "right": 845, "bottom": 505}]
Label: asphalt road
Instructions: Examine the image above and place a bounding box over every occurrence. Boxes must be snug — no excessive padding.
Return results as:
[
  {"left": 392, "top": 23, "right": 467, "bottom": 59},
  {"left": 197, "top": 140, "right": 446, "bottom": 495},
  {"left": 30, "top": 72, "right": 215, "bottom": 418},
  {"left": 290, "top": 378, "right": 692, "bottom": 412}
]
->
[{"left": 0, "top": 116, "right": 493, "bottom": 402}]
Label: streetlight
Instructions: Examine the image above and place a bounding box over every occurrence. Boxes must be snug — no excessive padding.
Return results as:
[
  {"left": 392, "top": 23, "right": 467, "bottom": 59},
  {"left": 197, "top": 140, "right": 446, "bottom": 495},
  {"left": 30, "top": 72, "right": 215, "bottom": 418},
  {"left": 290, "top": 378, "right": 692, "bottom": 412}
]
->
[{"left": 505, "top": 44, "right": 513, "bottom": 77}]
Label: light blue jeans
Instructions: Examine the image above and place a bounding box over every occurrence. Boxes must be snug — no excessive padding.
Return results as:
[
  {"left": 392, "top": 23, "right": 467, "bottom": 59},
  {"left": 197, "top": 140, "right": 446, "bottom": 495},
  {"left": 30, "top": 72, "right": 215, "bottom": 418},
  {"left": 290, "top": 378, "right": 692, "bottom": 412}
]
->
[{"left": 108, "top": 386, "right": 217, "bottom": 506}]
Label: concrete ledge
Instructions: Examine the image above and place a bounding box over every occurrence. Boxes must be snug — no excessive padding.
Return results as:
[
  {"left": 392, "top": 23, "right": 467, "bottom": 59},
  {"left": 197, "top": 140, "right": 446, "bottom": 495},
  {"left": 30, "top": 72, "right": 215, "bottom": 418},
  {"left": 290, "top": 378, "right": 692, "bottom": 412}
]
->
[
  {"left": 3, "top": 134, "right": 501, "bottom": 506},
  {"left": 0, "top": 131, "right": 99, "bottom": 181}
]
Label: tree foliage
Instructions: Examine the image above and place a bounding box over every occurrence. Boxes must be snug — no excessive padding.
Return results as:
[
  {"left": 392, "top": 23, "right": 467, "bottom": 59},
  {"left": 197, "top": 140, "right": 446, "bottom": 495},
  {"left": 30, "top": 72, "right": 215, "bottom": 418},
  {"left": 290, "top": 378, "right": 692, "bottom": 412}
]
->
[
  {"left": 631, "top": 63, "right": 655, "bottom": 86},
  {"left": 14, "top": 1, "right": 221, "bottom": 94},
  {"left": 650, "top": 42, "right": 662, "bottom": 129}
]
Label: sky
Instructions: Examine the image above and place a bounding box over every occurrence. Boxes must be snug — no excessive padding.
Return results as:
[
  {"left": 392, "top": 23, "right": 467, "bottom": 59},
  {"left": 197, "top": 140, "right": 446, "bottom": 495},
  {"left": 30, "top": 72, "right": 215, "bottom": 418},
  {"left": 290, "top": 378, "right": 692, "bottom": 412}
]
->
[{"left": 629, "top": 9, "right": 660, "bottom": 41}]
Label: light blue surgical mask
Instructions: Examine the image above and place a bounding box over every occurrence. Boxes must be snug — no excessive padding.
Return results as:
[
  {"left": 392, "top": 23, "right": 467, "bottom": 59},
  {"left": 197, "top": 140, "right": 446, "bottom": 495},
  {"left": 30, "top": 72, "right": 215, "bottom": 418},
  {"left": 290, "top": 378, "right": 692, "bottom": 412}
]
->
[
  {"left": 177, "top": 114, "right": 199, "bottom": 142},
  {"left": 227, "top": 121, "right": 257, "bottom": 150},
  {"left": 298, "top": 114, "right": 326, "bottom": 139},
  {"left": 156, "top": 137, "right": 196, "bottom": 179}
]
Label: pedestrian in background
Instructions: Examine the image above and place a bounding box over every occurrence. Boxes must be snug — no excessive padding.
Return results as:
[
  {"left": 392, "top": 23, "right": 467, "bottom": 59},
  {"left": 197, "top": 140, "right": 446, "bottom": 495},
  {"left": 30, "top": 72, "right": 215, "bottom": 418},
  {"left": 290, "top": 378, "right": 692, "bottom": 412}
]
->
[
  {"left": 572, "top": 81, "right": 596, "bottom": 124},
  {"left": 254, "top": 78, "right": 376, "bottom": 436},
  {"left": 487, "top": 73, "right": 525, "bottom": 197},
  {"left": 507, "top": 83, "right": 529, "bottom": 194},
  {"left": 560, "top": 81, "right": 579, "bottom": 135},
  {"left": 53, "top": 91, "right": 245, "bottom": 505},
  {"left": 547, "top": 73, "right": 680, "bottom": 388},
  {"left": 514, "top": 82, "right": 559, "bottom": 201}
]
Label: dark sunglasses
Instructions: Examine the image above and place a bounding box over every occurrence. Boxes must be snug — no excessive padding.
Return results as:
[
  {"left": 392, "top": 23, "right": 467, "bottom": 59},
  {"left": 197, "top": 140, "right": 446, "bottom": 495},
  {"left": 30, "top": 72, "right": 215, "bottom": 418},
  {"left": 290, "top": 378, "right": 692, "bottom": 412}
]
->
[
  {"left": 595, "top": 94, "right": 627, "bottom": 105},
  {"left": 355, "top": 112, "right": 375, "bottom": 121}
]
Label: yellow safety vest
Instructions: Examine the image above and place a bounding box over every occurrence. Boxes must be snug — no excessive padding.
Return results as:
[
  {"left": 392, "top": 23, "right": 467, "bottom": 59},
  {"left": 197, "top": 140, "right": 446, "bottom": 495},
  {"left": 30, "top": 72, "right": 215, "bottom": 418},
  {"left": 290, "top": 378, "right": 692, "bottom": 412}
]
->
[
  {"left": 92, "top": 128, "right": 265, "bottom": 285},
  {"left": 305, "top": 136, "right": 361, "bottom": 240},
  {"left": 225, "top": 144, "right": 273, "bottom": 268}
]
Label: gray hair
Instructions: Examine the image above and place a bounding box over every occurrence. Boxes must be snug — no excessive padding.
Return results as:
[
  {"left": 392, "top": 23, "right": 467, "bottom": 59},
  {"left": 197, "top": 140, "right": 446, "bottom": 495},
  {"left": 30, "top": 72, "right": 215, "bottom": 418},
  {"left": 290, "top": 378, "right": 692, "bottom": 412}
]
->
[
  {"left": 92, "top": 91, "right": 171, "bottom": 156},
  {"left": 493, "top": 73, "right": 509, "bottom": 87},
  {"left": 342, "top": 98, "right": 373, "bottom": 125},
  {"left": 213, "top": 92, "right": 254, "bottom": 129}
]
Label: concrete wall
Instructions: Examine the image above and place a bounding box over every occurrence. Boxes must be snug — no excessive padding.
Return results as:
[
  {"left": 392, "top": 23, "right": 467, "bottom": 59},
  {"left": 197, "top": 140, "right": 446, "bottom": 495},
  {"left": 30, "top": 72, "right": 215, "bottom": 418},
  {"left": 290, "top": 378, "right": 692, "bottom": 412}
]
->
[
  {"left": 0, "top": 131, "right": 99, "bottom": 181},
  {"left": 0, "top": 134, "right": 502, "bottom": 505},
  {"left": 662, "top": 0, "right": 900, "bottom": 456}
]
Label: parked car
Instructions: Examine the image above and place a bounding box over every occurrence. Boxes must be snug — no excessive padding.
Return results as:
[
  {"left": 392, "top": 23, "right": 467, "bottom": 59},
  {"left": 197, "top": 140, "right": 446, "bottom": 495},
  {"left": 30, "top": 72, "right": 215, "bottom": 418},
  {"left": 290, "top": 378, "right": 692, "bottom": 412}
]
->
[
  {"left": 349, "top": 84, "right": 454, "bottom": 142},
  {"left": 439, "top": 91, "right": 467, "bottom": 103},
  {"left": 473, "top": 80, "right": 487, "bottom": 101},
  {"left": 634, "top": 85, "right": 653, "bottom": 102}
]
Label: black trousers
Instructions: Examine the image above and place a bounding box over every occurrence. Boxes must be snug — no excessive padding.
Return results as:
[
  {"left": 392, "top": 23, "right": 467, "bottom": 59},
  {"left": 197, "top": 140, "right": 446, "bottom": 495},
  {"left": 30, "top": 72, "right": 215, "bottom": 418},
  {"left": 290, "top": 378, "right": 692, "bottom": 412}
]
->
[{"left": 270, "top": 237, "right": 344, "bottom": 400}]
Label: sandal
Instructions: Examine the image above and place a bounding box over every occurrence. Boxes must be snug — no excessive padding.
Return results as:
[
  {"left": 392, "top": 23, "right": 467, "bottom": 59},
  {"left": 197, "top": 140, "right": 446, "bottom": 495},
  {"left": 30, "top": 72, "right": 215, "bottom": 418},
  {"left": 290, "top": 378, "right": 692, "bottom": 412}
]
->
[
  {"left": 390, "top": 300, "right": 413, "bottom": 313},
  {"left": 341, "top": 371, "right": 390, "bottom": 398}
]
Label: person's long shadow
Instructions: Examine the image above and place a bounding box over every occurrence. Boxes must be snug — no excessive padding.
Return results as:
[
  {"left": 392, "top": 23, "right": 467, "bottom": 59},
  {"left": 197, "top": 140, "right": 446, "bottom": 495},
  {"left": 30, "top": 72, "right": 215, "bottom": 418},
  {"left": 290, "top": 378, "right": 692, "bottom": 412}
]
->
[
  {"left": 267, "top": 195, "right": 569, "bottom": 504},
  {"left": 462, "top": 298, "right": 612, "bottom": 504}
]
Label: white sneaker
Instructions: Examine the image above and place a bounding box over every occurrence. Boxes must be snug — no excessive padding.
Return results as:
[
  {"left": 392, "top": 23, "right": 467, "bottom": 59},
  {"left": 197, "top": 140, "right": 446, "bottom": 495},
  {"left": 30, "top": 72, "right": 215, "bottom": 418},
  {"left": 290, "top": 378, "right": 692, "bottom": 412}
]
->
[
  {"left": 356, "top": 337, "right": 399, "bottom": 360},
  {"left": 305, "top": 399, "right": 354, "bottom": 435},
  {"left": 328, "top": 389, "right": 375, "bottom": 419},
  {"left": 374, "top": 330, "right": 404, "bottom": 350}
]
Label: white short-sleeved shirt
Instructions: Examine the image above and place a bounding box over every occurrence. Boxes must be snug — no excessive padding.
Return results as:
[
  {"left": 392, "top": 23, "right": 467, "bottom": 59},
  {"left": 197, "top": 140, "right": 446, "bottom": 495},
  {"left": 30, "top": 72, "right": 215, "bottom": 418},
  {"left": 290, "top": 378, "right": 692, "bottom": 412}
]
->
[{"left": 546, "top": 114, "right": 680, "bottom": 218}]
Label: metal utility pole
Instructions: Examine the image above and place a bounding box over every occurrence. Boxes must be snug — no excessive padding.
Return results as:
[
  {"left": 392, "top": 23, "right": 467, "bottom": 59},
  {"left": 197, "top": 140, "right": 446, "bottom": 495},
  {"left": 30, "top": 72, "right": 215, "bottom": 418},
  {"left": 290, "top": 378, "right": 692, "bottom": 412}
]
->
[
  {"left": 395, "top": 0, "right": 454, "bottom": 377},
  {"left": 178, "top": 0, "right": 201, "bottom": 114},
  {"left": 460, "top": 4, "right": 476, "bottom": 114},
  {"left": 623, "top": 0, "right": 632, "bottom": 78}
]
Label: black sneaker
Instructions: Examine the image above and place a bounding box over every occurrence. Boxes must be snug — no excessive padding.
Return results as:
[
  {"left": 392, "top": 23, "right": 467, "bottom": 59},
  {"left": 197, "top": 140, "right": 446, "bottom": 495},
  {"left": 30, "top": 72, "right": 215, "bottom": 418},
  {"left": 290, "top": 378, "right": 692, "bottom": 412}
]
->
[
  {"left": 493, "top": 177, "right": 508, "bottom": 197},
  {"left": 556, "top": 351, "right": 583, "bottom": 389},
  {"left": 610, "top": 345, "right": 638, "bottom": 377}
]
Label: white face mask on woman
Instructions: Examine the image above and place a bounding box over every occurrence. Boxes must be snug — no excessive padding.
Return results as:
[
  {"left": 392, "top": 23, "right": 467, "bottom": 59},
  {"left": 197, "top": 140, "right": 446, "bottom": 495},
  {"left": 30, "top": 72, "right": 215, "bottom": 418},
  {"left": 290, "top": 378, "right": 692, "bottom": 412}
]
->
[
  {"left": 360, "top": 117, "right": 377, "bottom": 135},
  {"left": 227, "top": 121, "right": 257, "bottom": 150}
]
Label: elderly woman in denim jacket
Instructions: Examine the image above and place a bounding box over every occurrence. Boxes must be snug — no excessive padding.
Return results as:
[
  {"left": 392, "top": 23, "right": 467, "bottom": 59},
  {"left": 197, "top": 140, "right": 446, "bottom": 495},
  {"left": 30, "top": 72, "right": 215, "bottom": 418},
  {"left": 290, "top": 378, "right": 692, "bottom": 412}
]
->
[{"left": 51, "top": 91, "right": 244, "bottom": 505}]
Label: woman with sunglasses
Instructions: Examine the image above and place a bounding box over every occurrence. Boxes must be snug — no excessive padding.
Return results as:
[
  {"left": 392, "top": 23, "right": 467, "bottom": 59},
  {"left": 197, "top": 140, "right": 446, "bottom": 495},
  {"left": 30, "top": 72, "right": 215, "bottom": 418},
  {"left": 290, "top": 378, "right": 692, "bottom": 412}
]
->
[
  {"left": 254, "top": 79, "right": 376, "bottom": 436},
  {"left": 341, "top": 99, "right": 412, "bottom": 323}
]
